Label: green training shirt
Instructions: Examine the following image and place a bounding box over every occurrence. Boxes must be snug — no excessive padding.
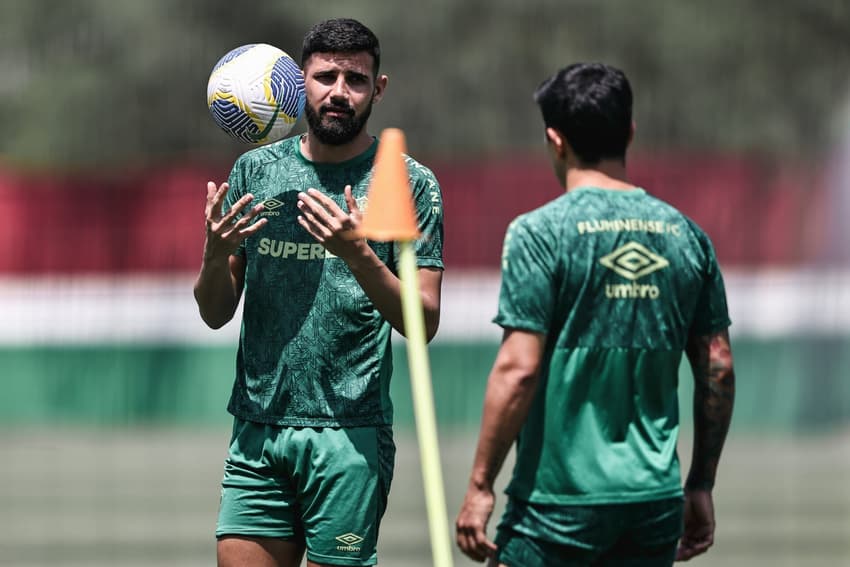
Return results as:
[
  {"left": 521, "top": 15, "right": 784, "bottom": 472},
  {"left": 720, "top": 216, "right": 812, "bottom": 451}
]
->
[
  {"left": 222, "top": 135, "right": 444, "bottom": 427},
  {"left": 495, "top": 186, "right": 730, "bottom": 505}
]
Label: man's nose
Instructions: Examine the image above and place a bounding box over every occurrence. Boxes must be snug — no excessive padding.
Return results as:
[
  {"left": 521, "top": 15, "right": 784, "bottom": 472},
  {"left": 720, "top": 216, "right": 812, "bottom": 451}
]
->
[{"left": 330, "top": 76, "right": 349, "bottom": 99}]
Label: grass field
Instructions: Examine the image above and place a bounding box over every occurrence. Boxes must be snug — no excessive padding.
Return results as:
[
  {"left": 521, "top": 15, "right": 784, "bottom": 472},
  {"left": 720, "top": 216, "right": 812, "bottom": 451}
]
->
[{"left": 1, "top": 427, "right": 849, "bottom": 566}]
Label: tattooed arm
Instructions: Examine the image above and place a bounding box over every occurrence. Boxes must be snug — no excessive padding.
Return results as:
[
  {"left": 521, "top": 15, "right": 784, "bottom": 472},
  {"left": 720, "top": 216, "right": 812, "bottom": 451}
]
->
[{"left": 677, "top": 328, "right": 736, "bottom": 561}]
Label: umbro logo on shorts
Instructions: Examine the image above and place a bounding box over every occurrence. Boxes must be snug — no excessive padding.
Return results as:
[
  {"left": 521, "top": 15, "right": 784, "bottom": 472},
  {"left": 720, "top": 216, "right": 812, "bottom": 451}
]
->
[{"left": 335, "top": 532, "right": 364, "bottom": 552}]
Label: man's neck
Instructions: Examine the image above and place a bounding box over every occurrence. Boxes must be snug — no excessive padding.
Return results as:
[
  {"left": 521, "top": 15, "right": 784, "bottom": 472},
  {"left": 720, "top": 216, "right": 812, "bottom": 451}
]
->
[
  {"left": 565, "top": 160, "right": 635, "bottom": 192},
  {"left": 300, "top": 131, "right": 374, "bottom": 163}
]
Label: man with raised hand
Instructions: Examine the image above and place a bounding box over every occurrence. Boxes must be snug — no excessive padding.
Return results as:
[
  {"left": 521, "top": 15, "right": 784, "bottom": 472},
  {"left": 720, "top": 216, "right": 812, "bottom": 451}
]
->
[{"left": 195, "top": 18, "right": 444, "bottom": 567}]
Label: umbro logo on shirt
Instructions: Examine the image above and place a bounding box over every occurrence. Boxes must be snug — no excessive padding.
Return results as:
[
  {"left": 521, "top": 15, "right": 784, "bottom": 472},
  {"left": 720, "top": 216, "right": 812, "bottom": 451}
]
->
[
  {"left": 259, "top": 198, "right": 284, "bottom": 217},
  {"left": 599, "top": 241, "right": 669, "bottom": 280},
  {"left": 600, "top": 241, "right": 668, "bottom": 299}
]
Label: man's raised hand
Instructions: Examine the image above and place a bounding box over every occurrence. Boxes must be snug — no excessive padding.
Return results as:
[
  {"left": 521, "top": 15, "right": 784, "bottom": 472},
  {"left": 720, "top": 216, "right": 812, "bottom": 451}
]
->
[{"left": 203, "top": 181, "right": 267, "bottom": 261}]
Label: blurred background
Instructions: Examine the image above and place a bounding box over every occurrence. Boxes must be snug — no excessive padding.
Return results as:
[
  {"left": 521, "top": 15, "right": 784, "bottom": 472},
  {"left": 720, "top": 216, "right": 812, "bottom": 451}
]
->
[{"left": 1, "top": 0, "right": 849, "bottom": 565}]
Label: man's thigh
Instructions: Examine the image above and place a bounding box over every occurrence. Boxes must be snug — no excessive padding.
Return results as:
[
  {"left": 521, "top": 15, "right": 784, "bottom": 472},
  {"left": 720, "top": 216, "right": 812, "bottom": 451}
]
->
[
  {"left": 217, "top": 535, "right": 305, "bottom": 567},
  {"left": 216, "top": 420, "right": 396, "bottom": 566},
  {"left": 599, "top": 497, "right": 683, "bottom": 566},
  {"left": 216, "top": 419, "right": 301, "bottom": 540},
  {"left": 494, "top": 497, "right": 683, "bottom": 567},
  {"left": 495, "top": 528, "right": 598, "bottom": 567},
  {"left": 289, "top": 426, "right": 395, "bottom": 566},
  {"left": 494, "top": 498, "right": 605, "bottom": 566},
  {"left": 597, "top": 541, "right": 678, "bottom": 567}
]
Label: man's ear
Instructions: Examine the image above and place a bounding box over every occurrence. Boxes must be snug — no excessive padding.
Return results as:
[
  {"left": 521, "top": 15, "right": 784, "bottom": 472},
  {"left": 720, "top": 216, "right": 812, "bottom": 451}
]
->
[
  {"left": 627, "top": 120, "right": 636, "bottom": 148},
  {"left": 545, "top": 127, "right": 566, "bottom": 158},
  {"left": 372, "top": 74, "right": 388, "bottom": 104}
]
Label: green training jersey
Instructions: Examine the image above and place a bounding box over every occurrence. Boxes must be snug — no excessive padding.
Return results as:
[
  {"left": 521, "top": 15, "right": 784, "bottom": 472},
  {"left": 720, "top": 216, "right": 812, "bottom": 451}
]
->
[
  {"left": 222, "top": 135, "right": 444, "bottom": 427},
  {"left": 496, "top": 186, "right": 730, "bottom": 505}
]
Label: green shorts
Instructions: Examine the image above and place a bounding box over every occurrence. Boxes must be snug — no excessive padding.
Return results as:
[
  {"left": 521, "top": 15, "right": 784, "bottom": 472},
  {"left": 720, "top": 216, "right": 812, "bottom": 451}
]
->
[
  {"left": 216, "top": 418, "right": 395, "bottom": 566},
  {"left": 495, "top": 497, "right": 683, "bottom": 567}
]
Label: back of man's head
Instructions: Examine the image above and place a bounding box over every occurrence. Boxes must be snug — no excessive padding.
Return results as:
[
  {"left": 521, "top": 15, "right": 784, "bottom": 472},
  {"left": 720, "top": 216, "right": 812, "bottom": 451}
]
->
[
  {"left": 301, "top": 18, "right": 381, "bottom": 76},
  {"left": 534, "top": 62, "right": 633, "bottom": 165}
]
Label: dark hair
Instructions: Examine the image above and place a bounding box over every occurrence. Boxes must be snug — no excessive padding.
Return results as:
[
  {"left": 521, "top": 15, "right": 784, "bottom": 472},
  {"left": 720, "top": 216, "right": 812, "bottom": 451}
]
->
[
  {"left": 533, "top": 62, "right": 633, "bottom": 164},
  {"left": 301, "top": 18, "right": 381, "bottom": 76}
]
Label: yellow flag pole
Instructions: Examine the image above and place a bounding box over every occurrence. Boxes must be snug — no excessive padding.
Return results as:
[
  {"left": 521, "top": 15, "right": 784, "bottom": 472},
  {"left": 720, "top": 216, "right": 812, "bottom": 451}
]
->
[
  {"left": 359, "top": 128, "right": 453, "bottom": 567},
  {"left": 397, "top": 240, "right": 453, "bottom": 567}
]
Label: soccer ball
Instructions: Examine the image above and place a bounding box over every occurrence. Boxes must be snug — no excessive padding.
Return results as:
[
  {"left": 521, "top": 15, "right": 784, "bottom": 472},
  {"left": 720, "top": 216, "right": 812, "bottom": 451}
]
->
[{"left": 207, "top": 43, "right": 306, "bottom": 144}]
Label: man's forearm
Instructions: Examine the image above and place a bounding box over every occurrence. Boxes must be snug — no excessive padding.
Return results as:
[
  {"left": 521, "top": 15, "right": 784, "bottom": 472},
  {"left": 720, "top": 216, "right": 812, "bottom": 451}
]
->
[
  {"left": 469, "top": 334, "right": 542, "bottom": 490},
  {"left": 686, "top": 331, "right": 736, "bottom": 490},
  {"left": 346, "top": 246, "right": 441, "bottom": 341},
  {"left": 469, "top": 382, "right": 534, "bottom": 491},
  {"left": 194, "top": 256, "right": 241, "bottom": 329}
]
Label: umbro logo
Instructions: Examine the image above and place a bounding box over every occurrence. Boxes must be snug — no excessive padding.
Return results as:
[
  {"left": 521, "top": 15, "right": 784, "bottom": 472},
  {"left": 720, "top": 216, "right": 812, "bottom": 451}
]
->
[
  {"left": 260, "top": 198, "right": 284, "bottom": 217},
  {"left": 599, "top": 241, "right": 669, "bottom": 280},
  {"left": 262, "top": 198, "right": 284, "bottom": 211},
  {"left": 336, "top": 533, "right": 364, "bottom": 546},
  {"left": 600, "top": 241, "right": 667, "bottom": 299},
  {"left": 335, "top": 532, "right": 364, "bottom": 552}
]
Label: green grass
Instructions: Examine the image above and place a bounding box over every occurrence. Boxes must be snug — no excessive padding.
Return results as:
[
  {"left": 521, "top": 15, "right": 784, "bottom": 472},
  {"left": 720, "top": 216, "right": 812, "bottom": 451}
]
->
[{"left": 0, "top": 427, "right": 848, "bottom": 566}]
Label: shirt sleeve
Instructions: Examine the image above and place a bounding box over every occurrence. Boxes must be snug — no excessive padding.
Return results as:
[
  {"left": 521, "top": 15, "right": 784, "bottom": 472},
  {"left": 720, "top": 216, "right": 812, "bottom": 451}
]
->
[
  {"left": 408, "top": 159, "right": 444, "bottom": 270},
  {"left": 493, "top": 215, "right": 557, "bottom": 334},
  {"left": 690, "top": 233, "right": 732, "bottom": 335}
]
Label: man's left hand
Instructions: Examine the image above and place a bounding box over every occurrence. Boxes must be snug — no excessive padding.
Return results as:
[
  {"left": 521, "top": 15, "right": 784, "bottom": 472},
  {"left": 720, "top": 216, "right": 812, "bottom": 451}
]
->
[{"left": 297, "top": 185, "right": 364, "bottom": 259}]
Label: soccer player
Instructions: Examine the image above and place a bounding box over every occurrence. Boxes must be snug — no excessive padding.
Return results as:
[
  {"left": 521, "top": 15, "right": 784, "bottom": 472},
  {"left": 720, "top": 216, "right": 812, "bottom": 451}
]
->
[
  {"left": 194, "top": 19, "right": 444, "bottom": 567},
  {"left": 455, "top": 62, "right": 735, "bottom": 566}
]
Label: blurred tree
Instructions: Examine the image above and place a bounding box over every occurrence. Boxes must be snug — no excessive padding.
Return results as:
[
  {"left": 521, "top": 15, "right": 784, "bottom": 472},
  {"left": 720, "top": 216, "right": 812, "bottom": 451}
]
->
[{"left": 0, "top": 0, "right": 848, "bottom": 168}]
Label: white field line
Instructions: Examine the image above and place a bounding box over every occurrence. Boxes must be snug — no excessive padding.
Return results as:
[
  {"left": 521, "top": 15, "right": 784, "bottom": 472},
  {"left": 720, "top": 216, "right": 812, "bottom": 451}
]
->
[{"left": 0, "top": 269, "right": 849, "bottom": 345}]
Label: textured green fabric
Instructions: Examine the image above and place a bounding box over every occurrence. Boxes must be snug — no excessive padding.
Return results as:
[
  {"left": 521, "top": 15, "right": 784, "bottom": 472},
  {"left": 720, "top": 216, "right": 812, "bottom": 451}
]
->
[
  {"left": 222, "top": 136, "right": 444, "bottom": 426},
  {"left": 216, "top": 419, "right": 395, "bottom": 566},
  {"left": 496, "top": 186, "right": 730, "bottom": 504},
  {"left": 494, "top": 497, "right": 683, "bottom": 566}
]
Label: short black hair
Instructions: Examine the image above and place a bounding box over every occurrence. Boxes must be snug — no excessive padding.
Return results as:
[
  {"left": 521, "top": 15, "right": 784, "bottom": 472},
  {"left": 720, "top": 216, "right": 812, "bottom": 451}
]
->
[
  {"left": 533, "top": 62, "right": 633, "bottom": 164},
  {"left": 301, "top": 18, "right": 381, "bottom": 76}
]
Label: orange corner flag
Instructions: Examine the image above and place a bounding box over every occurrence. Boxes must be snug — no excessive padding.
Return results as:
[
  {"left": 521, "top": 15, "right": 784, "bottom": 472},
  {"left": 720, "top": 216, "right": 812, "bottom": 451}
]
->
[{"left": 359, "top": 128, "right": 421, "bottom": 242}]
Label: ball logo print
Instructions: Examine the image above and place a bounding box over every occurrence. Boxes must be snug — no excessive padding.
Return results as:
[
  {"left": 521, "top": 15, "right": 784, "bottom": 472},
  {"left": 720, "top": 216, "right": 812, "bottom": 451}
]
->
[{"left": 207, "top": 43, "right": 306, "bottom": 144}]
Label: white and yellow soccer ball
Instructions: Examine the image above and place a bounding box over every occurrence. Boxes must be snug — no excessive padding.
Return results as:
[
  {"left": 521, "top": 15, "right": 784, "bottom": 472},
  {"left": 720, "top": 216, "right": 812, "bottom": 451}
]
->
[{"left": 207, "top": 43, "right": 306, "bottom": 144}]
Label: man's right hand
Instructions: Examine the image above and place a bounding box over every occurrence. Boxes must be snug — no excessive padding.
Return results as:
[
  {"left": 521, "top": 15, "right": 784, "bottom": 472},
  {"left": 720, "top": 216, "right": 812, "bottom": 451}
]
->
[
  {"left": 202, "top": 181, "right": 267, "bottom": 262},
  {"left": 456, "top": 486, "right": 498, "bottom": 563},
  {"left": 676, "top": 489, "right": 715, "bottom": 561}
]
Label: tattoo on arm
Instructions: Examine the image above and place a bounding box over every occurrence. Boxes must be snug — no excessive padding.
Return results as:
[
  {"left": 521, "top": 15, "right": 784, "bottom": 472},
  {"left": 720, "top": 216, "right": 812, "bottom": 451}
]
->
[{"left": 685, "top": 329, "right": 735, "bottom": 491}]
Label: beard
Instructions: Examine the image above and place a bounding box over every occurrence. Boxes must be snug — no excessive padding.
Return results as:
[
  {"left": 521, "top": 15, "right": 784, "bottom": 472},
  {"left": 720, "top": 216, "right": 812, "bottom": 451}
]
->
[{"left": 305, "top": 100, "right": 373, "bottom": 146}]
